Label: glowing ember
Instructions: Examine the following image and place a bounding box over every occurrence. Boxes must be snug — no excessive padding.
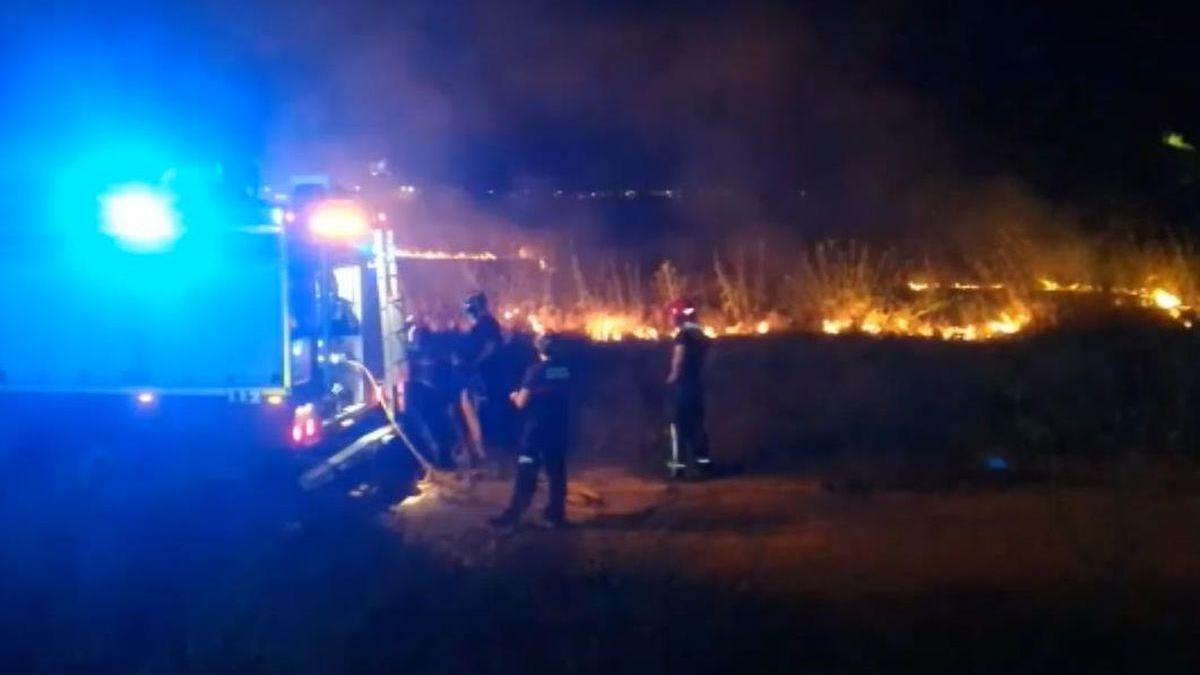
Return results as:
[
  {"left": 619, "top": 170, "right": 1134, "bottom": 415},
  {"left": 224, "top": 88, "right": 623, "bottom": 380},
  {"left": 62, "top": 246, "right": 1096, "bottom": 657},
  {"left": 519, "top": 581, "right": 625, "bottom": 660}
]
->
[
  {"left": 986, "top": 312, "right": 1028, "bottom": 335},
  {"left": 817, "top": 302, "right": 1033, "bottom": 341},
  {"left": 1039, "top": 279, "right": 1098, "bottom": 293},
  {"left": 581, "top": 313, "right": 661, "bottom": 341},
  {"left": 544, "top": 311, "right": 777, "bottom": 343},
  {"left": 527, "top": 314, "right": 546, "bottom": 335},
  {"left": 396, "top": 249, "right": 498, "bottom": 261},
  {"left": 822, "top": 318, "right": 851, "bottom": 335},
  {"left": 1153, "top": 288, "right": 1182, "bottom": 311}
]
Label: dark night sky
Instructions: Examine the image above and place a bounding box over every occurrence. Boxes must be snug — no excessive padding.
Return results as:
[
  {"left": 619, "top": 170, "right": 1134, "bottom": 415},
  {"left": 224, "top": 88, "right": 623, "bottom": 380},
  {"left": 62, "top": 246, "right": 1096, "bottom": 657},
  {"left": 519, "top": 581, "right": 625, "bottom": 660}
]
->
[{"left": 4, "top": 1, "right": 1200, "bottom": 229}]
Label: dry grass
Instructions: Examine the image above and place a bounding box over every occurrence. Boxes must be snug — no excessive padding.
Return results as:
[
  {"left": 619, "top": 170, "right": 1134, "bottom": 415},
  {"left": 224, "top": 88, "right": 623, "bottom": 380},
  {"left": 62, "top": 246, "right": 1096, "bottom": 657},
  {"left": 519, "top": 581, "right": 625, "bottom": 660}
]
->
[
  {"left": 403, "top": 232, "right": 1200, "bottom": 338},
  {"left": 1110, "top": 235, "right": 1200, "bottom": 302},
  {"left": 652, "top": 260, "right": 685, "bottom": 309},
  {"left": 787, "top": 240, "right": 905, "bottom": 327},
  {"left": 713, "top": 243, "right": 769, "bottom": 325}
]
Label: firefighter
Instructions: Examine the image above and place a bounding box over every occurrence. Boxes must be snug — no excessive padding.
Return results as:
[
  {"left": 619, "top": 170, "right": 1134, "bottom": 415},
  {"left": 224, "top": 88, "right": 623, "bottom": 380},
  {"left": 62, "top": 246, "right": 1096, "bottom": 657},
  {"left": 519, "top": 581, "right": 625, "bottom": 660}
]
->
[
  {"left": 459, "top": 292, "right": 509, "bottom": 465},
  {"left": 403, "top": 320, "right": 458, "bottom": 470},
  {"left": 490, "top": 333, "right": 572, "bottom": 528},
  {"left": 666, "top": 299, "right": 712, "bottom": 478}
]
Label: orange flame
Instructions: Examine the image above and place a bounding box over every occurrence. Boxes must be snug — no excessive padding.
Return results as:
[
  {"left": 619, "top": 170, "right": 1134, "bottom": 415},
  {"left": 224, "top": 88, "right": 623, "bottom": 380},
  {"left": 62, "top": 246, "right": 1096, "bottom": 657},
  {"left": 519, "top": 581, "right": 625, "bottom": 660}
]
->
[{"left": 396, "top": 249, "right": 498, "bottom": 261}]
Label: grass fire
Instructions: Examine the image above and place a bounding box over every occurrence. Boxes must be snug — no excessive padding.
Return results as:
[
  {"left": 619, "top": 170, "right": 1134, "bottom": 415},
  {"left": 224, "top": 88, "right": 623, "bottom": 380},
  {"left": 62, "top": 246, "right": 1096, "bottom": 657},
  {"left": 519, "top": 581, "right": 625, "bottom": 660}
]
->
[{"left": 425, "top": 236, "right": 1198, "bottom": 343}]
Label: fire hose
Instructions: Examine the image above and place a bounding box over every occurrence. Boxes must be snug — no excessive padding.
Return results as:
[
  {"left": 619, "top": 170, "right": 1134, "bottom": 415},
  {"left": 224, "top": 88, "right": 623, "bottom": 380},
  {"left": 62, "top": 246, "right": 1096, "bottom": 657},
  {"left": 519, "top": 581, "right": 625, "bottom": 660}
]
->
[
  {"left": 341, "top": 356, "right": 432, "bottom": 473},
  {"left": 299, "top": 356, "right": 462, "bottom": 505}
]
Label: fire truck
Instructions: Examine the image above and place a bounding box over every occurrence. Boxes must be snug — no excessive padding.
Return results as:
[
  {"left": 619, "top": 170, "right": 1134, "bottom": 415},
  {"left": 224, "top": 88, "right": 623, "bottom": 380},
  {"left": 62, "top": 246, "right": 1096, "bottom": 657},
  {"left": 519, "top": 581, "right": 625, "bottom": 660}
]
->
[{"left": 0, "top": 167, "right": 412, "bottom": 495}]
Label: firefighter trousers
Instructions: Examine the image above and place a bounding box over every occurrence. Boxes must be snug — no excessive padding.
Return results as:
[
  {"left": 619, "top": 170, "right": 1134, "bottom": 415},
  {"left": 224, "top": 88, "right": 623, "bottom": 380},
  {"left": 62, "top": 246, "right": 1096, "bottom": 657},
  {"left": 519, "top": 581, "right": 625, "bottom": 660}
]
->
[
  {"left": 672, "top": 387, "right": 710, "bottom": 466},
  {"left": 504, "top": 439, "right": 567, "bottom": 522},
  {"left": 404, "top": 382, "right": 457, "bottom": 470}
]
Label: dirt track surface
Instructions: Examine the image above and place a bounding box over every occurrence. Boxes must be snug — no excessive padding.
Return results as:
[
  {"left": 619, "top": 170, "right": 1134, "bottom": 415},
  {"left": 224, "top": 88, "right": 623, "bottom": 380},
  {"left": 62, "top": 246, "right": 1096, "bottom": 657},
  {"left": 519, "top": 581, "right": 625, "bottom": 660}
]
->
[
  {"left": 8, "top": 467, "right": 1200, "bottom": 673},
  {"left": 393, "top": 469, "right": 1200, "bottom": 596},
  {"left": 360, "top": 469, "right": 1200, "bottom": 673}
]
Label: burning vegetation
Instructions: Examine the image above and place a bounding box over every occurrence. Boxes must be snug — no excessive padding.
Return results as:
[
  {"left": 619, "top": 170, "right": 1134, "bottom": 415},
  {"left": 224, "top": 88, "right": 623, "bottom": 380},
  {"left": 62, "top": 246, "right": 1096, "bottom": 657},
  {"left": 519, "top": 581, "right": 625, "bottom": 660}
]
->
[{"left": 400, "top": 235, "right": 1198, "bottom": 343}]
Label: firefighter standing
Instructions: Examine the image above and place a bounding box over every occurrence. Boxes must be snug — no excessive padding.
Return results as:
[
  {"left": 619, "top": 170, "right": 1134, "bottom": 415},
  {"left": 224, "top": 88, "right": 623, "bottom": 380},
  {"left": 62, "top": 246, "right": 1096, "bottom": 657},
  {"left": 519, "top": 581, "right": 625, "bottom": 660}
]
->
[
  {"left": 666, "top": 299, "right": 712, "bottom": 478},
  {"left": 403, "top": 320, "right": 458, "bottom": 470},
  {"left": 490, "top": 333, "right": 572, "bottom": 528},
  {"left": 459, "top": 292, "right": 508, "bottom": 466}
]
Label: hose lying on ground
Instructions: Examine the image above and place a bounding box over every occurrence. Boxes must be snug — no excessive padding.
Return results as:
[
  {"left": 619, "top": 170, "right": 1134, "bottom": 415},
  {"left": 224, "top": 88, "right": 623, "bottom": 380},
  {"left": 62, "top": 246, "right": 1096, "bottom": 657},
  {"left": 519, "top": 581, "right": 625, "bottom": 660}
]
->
[{"left": 299, "top": 357, "right": 467, "bottom": 506}]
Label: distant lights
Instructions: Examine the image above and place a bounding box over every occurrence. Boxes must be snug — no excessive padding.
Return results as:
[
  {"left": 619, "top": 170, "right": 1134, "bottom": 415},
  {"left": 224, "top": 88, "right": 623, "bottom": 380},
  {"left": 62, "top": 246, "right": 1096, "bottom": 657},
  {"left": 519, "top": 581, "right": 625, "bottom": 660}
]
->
[
  {"left": 135, "top": 391, "right": 156, "bottom": 405},
  {"left": 1164, "top": 131, "right": 1195, "bottom": 152}
]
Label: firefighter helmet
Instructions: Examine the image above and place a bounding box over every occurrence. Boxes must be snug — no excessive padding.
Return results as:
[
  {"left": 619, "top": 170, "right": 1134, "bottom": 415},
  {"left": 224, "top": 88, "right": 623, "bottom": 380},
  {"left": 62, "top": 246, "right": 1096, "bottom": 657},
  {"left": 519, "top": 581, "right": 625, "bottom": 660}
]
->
[
  {"left": 463, "top": 291, "right": 489, "bottom": 317},
  {"left": 667, "top": 298, "right": 698, "bottom": 325}
]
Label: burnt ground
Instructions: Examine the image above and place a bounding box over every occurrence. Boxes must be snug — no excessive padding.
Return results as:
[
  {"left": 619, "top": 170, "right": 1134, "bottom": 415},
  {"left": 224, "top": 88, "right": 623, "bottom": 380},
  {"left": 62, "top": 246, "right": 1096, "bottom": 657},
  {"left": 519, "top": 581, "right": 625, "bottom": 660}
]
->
[{"left": 7, "top": 460, "right": 1200, "bottom": 674}]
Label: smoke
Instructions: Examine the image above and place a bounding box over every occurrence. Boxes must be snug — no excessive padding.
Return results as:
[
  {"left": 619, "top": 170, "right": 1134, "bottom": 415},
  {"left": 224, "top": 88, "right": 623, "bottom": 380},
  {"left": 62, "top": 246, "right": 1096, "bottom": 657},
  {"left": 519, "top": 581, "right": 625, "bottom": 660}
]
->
[{"left": 197, "top": 1, "right": 1077, "bottom": 259}]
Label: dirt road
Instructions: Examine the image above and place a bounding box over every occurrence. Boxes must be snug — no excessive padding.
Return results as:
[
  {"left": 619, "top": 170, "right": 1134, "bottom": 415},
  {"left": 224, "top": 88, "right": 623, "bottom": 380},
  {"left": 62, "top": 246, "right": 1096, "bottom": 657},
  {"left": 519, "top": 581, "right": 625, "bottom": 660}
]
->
[
  {"left": 396, "top": 468, "right": 1200, "bottom": 592},
  {"left": 379, "top": 469, "right": 1200, "bottom": 673},
  {"left": 9, "top": 466, "right": 1199, "bottom": 673}
]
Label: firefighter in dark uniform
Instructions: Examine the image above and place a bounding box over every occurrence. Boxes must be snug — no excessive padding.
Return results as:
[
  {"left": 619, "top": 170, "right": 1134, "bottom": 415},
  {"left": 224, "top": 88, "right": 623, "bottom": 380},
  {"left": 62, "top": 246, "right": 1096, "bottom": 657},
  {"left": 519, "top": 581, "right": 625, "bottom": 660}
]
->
[
  {"left": 460, "top": 292, "right": 507, "bottom": 466},
  {"left": 403, "top": 320, "right": 458, "bottom": 470},
  {"left": 666, "top": 299, "right": 712, "bottom": 478},
  {"left": 490, "top": 333, "right": 572, "bottom": 528}
]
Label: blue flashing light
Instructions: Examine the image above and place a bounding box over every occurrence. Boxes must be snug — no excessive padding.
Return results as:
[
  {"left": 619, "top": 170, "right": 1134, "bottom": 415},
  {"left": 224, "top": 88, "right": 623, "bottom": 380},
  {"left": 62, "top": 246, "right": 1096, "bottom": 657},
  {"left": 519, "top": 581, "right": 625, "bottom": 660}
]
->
[
  {"left": 270, "top": 206, "right": 285, "bottom": 226},
  {"left": 99, "top": 183, "right": 182, "bottom": 252}
]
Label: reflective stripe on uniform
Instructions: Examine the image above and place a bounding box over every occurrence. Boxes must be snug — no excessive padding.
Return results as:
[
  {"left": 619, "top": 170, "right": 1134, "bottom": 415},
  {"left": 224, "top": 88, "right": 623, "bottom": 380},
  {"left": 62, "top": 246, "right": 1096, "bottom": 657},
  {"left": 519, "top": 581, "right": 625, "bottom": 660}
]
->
[
  {"left": 669, "top": 424, "right": 680, "bottom": 466},
  {"left": 695, "top": 457, "right": 712, "bottom": 464},
  {"left": 517, "top": 455, "right": 536, "bottom": 465}
]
